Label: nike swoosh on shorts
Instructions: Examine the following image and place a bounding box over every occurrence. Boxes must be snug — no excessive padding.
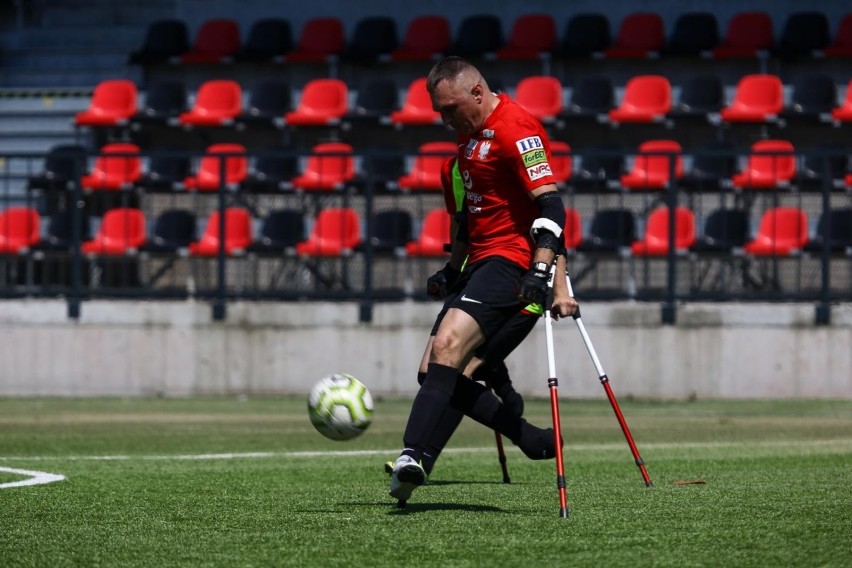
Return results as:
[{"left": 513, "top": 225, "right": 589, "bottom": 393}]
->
[{"left": 461, "top": 294, "right": 482, "bottom": 304}]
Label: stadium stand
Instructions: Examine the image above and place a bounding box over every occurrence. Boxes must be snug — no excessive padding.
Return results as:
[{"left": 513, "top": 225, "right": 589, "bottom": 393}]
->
[
  {"left": 296, "top": 207, "right": 362, "bottom": 257},
  {"left": 183, "top": 143, "right": 248, "bottom": 192},
  {"left": 189, "top": 208, "right": 252, "bottom": 256},
  {"left": 290, "top": 142, "right": 356, "bottom": 192},
  {"left": 0, "top": 207, "right": 41, "bottom": 254},
  {"left": 283, "top": 78, "right": 348, "bottom": 126},
  {"left": 604, "top": 12, "right": 665, "bottom": 59},
  {"left": 75, "top": 79, "right": 138, "bottom": 127},
  {"left": 81, "top": 207, "right": 146, "bottom": 255},
  {"left": 247, "top": 209, "right": 306, "bottom": 254},
  {"left": 390, "top": 15, "right": 451, "bottom": 61},
  {"left": 631, "top": 206, "right": 696, "bottom": 255},
  {"left": 405, "top": 208, "right": 451, "bottom": 256},
  {"left": 180, "top": 19, "right": 241, "bottom": 64},
  {"left": 178, "top": 80, "right": 242, "bottom": 126},
  {"left": 235, "top": 18, "right": 293, "bottom": 63},
  {"left": 744, "top": 207, "right": 809, "bottom": 255}
]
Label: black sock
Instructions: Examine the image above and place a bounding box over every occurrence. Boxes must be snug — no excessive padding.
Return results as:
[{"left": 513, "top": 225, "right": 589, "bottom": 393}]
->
[{"left": 402, "top": 363, "right": 459, "bottom": 461}]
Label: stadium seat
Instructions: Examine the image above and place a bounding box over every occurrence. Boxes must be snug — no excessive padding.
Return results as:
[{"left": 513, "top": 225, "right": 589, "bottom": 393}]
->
[
  {"left": 495, "top": 14, "right": 557, "bottom": 61},
  {"left": 450, "top": 14, "right": 504, "bottom": 58},
  {"left": 389, "top": 77, "right": 442, "bottom": 126},
  {"left": 139, "top": 209, "right": 197, "bottom": 254},
  {"left": 189, "top": 208, "right": 252, "bottom": 256},
  {"left": 824, "top": 13, "right": 852, "bottom": 57},
  {"left": 665, "top": 12, "right": 719, "bottom": 57},
  {"left": 575, "top": 208, "right": 637, "bottom": 253},
  {"left": 563, "top": 208, "right": 583, "bottom": 251},
  {"left": 180, "top": 19, "right": 240, "bottom": 63},
  {"left": 128, "top": 19, "right": 189, "bottom": 65},
  {"left": 562, "top": 76, "right": 613, "bottom": 119},
  {"left": 777, "top": 11, "right": 830, "bottom": 59},
  {"left": 782, "top": 73, "right": 837, "bottom": 122},
  {"left": 731, "top": 140, "right": 796, "bottom": 190},
  {"left": 296, "top": 207, "right": 362, "bottom": 257},
  {"left": 183, "top": 143, "right": 248, "bottom": 192},
  {"left": 798, "top": 145, "right": 849, "bottom": 190},
  {"left": 744, "top": 207, "right": 808, "bottom": 256},
  {"left": 631, "top": 206, "right": 696, "bottom": 255},
  {"left": 32, "top": 210, "right": 91, "bottom": 252},
  {"left": 347, "top": 79, "right": 398, "bottom": 123},
  {"left": 720, "top": 74, "right": 783, "bottom": 123},
  {"left": 136, "top": 151, "right": 191, "bottom": 192},
  {"left": 27, "top": 144, "right": 86, "bottom": 192},
  {"left": 608, "top": 75, "right": 671, "bottom": 123},
  {"left": 549, "top": 141, "right": 573, "bottom": 189},
  {"left": 804, "top": 209, "right": 852, "bottom": 253},
  {"left": 241, "top": 81, "right": 292, "bottom": 125},
  {"left": 0, "top": 207, "right": 40, "bottom": 254},
  {"left": 284, "top": 78, "right": 348, "bottom": 126},
  {"left": 396, "top": 141, "right": 457, "bottom": 192},
  {"left": 713, "top": 12, "right": 773, "bottom": 59},
  {"left": 134, "top": 81, "right": 187, "bottom": 124},
  {"left": 286, "top": 17, "right": 345, "bottom": 63},
  {"left": 604, "top": 12, "right": 665, "bottom": 58},
  {"left": 291, "top": 142, "right": 355, "bottom": 192},
  {"left": 75, "top": 79, "right": 138, "bottom": 127},
  {"left": 514, "top": 76, "right": 563, "bottom": 124},
  {"left": 362, "top": 209, "right": 414, "bottom": 253},
  {"left": 559, "top": 13, "right": 610, "bottom": 57},
  {"left": 621, "top": 140, "right": 683, "bottom": 190},
  {"left": 81, "top": 207, "right": 146, "bottom": 255},
  {"left": 178, "top": 80, "right": 242, "bottom": 126},
  {"left": 572, "top": 144, "right": 624, "bottom": 190},
  {"left": 342, "top": 16, "right": 398, "bottom": 63},
  {"left": 690, "top": 209, "right": 750, "bottom": 253},
  {"left": 235, "top": 18, "right": 292, "bottom": 62},
  {"left": 681, "top": 142, "right": 736, "bottom": 191},
  {"left": 670, "top": 73, "right": 723, "bottom": 122},
  {"left": 831, "top": 80, "right": 852, "bottom": 121},
  {"left": 390, "top": 15, "right": 450, "bottom": 61},
  {"left": 247, "top": 209, "right": 306, "bottom": 254},
  {"left": 80, "top": 143, "right": 142, "bottom": 191},
  {"left": 406, "top": 208, "right": 451, "bottom": 256},
  {"left": 242, "top": 150, "right": 298, "bottom": 193}
]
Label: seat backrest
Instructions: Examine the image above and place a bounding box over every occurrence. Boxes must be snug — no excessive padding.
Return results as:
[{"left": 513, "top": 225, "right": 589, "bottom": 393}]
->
[
  {"left": 308, "top": 207, "right": 361, "bottom": 249},
  {"left": 754, "top": 207, "right": 808, "bottom": 247},
  {"left": 730, "top": 74, "right": 783, "bottom": 113},
  {"left": 588, "top": 208, "right": 636, "bottom": 244},
  {"left": 139, "top": 19, "right": 189, "bottom": 57},
  {"left": 397, "top": 15, "right": 451, "bottom": 54},
  {"left": 644, "top": 207, "right": 696, "bottom": 249},
  {"left": 393, "top": 77, "right": 440, "bottom": 122},
  {"left": 370, "top": 209, "right": 414, "bottom": 249},
  {"left": 575, "top": 145, "right": 624, "bottom": 181},
  {"left": 346, "top": 16, "right": 398, "bottom": 59},
  {"left": 191, "top": 19, "right": 240, "bottom": 56},
  {"left": 88, "top": 79, "right": 138, "bottom": 117},
  {"left": 150, "top": 209, "right": 197, "bottom": 247},
  {"left": 247, "top": 81, "right": 292, "bottom": 116},
  {"left": 295, "top": 78, "right": 348, "bottom": 117},
  {"left": 515, "top": 76, "right": 563, "bottom": 119},
  {"left": 295, "top": 17, "right": 345, "bottom": 54},
  {"left": 563, "top": 208, "right": 583, "bottom": 249},
  {"left": 677, "top": 73, "right": 723, "bottom": 112},
  {"left": 746, "top": 140, "right": 796, "bottom": 181},
  {"left": 504, "top": 13, "right": 557, "bottom": 52},
  {"left": 561, "top": 13, "right": 611, "bottom": 55},
  {"left": 831, "top": 13, "right": 852, "bottom": 48},
  {"left": 192, "top": 80, "right": 242, "bottom": 116},
  {"left": 452, "top": 14, "right": 504, "bottom": 56},
  {"left": 92, "top": 143, "right": 142, "bottom": 182},
  {"left": 815, "top": 208, "right": 852, "bottom": 244},
  {"left": 779, "top": 11, "right": 830, "bottom": 56},
  {"left": 352, "top": 79, "right": 398, "bottom": 116},
  {"left": 632, "top": 139, "right": 683, "bottom": 180},
  {"left": 97, "top": 207, "right": 146, "bottom": 248},
  {"left": 0, "top": 207, "right": 40, "bottom": 251},
  {"left": 302, "top": 142, "right": 355, "bottom": 184},
  {"left": 242, "top": 18, "right": 292, "bottom": 58},
  {"left": 43, "top": 210, "right": 90, "bottom": 246},
  {"left": 690, "top": 143, "right": 737, "bottom": 180},
  {"left": 722, "top": 12, "right": 773, "bottom": 49},
  {"left": 568, "top": 76, "right": 613, "bottom": 113},
  {"left": 549, "top": 141, "right": 573, "bottom": 183},
  {"left": 789, "top": 73, "right": 837, "bottom": 113},
  {"left": 146, "top": 151, "right": 191, "bottom": 183},
  {"left": 409, "top": 208, "right": 452, "bottom": 254},
  {"left": 668, "top": 12, "right": 719, "bottom": 55},
  {"left": 619, "top": 75, "right": 671, "bottom": 112},
  {"left": 258, "top": 209, "right": 305, "bottom": 247},
  {"left": 201, "top": 208, "right": 252, "bottom": 250},
  {"left": 702, "top": 209, "right": 750, "bottom": 247},
  {"left": 42, "top": 144, "right": 87, "bottom": 180},
  {"left": 613, "top": 12, "right": 664, "bottom": 50},
  {"left": 142, "top": 81, "right": 187, "bottom": 117},
  {"left": 196, "top": 143, "right": 248, "bottom": 184}
]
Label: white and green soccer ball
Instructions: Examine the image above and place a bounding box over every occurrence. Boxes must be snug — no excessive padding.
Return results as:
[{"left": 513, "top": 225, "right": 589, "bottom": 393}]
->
[{"left": 307, "top": 373, "right": 374, "bottom": 441}]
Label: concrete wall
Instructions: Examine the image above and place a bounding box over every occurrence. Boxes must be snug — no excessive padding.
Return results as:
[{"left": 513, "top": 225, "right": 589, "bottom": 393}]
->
[{"left": 0, "top": 300, "right": 850, "bottom": 399}]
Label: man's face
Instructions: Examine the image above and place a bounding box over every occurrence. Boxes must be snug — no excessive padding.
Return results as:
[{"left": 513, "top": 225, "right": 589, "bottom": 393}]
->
[{"left": 431, "top": 78, "right": 482, "bottom": 135}]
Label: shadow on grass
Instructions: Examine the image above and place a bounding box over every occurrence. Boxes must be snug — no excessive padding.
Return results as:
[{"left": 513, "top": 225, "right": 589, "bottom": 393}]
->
[
  {"left": 386, "top": 501, "right": 507, "bottom": 514},
  {"left": 425, "top": 479, "right": 520, "bottom": 487}
]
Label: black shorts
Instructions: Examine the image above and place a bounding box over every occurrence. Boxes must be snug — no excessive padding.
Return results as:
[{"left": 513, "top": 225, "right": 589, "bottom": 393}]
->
[{"left": 430, "top": 257, "right": 534, "bottom": 347}]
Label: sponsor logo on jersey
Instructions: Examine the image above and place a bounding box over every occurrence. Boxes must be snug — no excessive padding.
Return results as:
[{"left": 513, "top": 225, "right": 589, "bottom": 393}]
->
[
  {"left": 477, "top": 140, "right": 491, "bottom": 160},
  {"left": 462, "top": 169, "right": 473, "bottom": 189},
  {"left": 522, "top": 148, "right": 548, "bottom": 168},
  {"left": 515, "top": 136, "right": 543, "bottom": 154},
  {"left": 464, "top": 139, "right": 478, "bottom": 159},
  {"left": 526, "top": 163, "right": 552, "bottom": 181}
]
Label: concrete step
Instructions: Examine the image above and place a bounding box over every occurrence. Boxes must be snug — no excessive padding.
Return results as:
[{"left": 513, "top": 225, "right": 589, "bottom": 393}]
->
[
  {"left": 1, "top": 48, "right": 131, "bottom": 71},
  {"left": 0, "top": 67, "right": 141, "bottom": 89}
]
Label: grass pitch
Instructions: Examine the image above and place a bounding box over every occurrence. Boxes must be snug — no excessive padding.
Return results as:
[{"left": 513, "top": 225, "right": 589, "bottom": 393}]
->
[{"left": 1, "top": 397, "right": 851, "bottom": 567}]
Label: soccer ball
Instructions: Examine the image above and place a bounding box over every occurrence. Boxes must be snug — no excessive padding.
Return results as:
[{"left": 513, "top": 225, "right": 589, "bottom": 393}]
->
[{"left": 307, "top": 373, "right": 374, "bottom": 441}]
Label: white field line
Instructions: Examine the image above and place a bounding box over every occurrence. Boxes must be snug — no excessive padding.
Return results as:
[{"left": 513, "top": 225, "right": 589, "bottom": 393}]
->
[
  {"left": 0, "top": 466, "right": 65, "bottom": 489},
  {"left": 1, "top": 438, "right": 851, "bottom": 463}
]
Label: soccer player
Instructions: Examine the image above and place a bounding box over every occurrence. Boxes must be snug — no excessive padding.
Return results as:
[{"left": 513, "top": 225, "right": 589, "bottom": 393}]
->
[{"left": 389, "top": 57, "right": 578, "bottom": 502}]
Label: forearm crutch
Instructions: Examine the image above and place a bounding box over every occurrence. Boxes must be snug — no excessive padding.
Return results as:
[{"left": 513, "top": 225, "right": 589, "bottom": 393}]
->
[
  {"left": 565, "top": 274, "right": 654, "bottom": 488},
  {"left": 484, "top": 380, "right": 511, "bottom": 484},
  {"left": 544, "top": 272, "right": 569, "bottom": 518}
]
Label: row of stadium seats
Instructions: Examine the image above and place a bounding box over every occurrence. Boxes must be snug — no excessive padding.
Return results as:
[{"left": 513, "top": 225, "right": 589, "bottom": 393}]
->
[
  {"left": 27, "top": 140, "right": 852, "bottom": 196},
  {"left": 74, "top": 74, "right": 852, "bottom": 129},
  {"left": 2, "top": 204, "right": 850, "bottom": 259},
  {"left": 127, "top": 12, "right": 852, "bottom": 67}
]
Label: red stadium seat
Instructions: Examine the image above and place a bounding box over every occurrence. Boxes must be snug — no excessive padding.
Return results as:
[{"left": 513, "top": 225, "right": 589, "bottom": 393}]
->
[
  {"left": 744, "top": 207, "right": 808, "bottom": 256},
  {"left": 495, "top": 14, "right": 557, "bottom": 60},
  {"left": 0, "top": 207, "right": 40, "bottom": 254},
  {"left": 832, "top": 80, "right": 852, "bottom": 121},
  {"left": 825, "top": 14, "right": 852, "bottom": 57},
  {"left": 284, "top": 79, "right": 348, "bottom": 126},
  {"left": 389, "top": 77, "right": 442, "bottom": 126},
  {"left": 296, "top": 207, "right": 362, "bottom": 256},
  {"left": 406, "top": 208, "right": 452, "bottom": 256},
  {"left": 621, "top": 140, "right": 683, "bottom": 190},
  {"left": 178, "top": 80, "right": 242, "bottom": 126},
  {"left": 189, "top": 208, "right": 252, "bottom": 256},
  {"left": 631, "top": 206, "right": 695, "bottom": 255},
  {"left": 608, "top": 75, "right": 671, "bottom": 123},
  {"left": 390, "top": 15, "right": 451, "bottom": 61},
  {"left": 514, "top": 76, "right": 563, "bottom": 123},
  {"left": 183, "top": 143, "right": 248, "bottom": 191},
  {"left": 604, "top": 12, "right": 665, "bottom": 58},
  {"left": 286, "top": 17, "right": 345, "bottom": 63},
  {"left": 713, "top": 12, "right": 773, "bottom": 58},
  {"left": 731, "top": 140, "right": 796, "bottom": 189},
  {"left": 549, "top": 140, "right": 573, "bottom": 187},
  {"left": 81, "top": 208, "right": 146, "bottom": 255},
  {"left": 75, "top": 80, "right": 138, "bottom": 126},
  {"left": 564, "top": 208, "right": 583, "bottom": 251},
  {"left": 291, "top": 142, "right": 355, "bottom": 192},
  {"left": 396, "top": 141, "right": 457, "bottom": 191},
  {"left": 181, "top": 19, "right": 240, "bottom": 63},
  {"left": 720, "top": 74, "right": 783, "bottom": 123},
  {"left": 80, "top": 143, "right": 142, "bottom": 191}
]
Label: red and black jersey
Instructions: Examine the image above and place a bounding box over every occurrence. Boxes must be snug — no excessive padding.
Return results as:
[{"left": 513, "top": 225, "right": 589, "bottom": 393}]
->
[{"left": 455, "top": 93, "right": 556, "bottom": 268}]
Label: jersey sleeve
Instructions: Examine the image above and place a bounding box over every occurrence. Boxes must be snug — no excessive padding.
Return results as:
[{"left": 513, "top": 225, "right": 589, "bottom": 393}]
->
[{"left": 503, "top": 117, "right": 556, "bottom": 192}]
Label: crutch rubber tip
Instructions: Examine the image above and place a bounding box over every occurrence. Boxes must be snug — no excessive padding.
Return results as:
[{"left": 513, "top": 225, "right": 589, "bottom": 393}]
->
[
  {"left": 502, "top": 476, "right": 511, "bottom": 484},
  {"left": 559, "top": 508, "right": 569, "bottom": 519},
  {"left": 396, "top": 499, "right": 407, "bottom": 509}
]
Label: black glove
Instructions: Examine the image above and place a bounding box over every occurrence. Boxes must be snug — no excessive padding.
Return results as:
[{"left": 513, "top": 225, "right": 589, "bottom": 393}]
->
[
  {"left": 427, "top": 263, "right": 461, "bottom": 299},
  {"left": 517, "top": 261, "right": 551, "bottom": 305}
]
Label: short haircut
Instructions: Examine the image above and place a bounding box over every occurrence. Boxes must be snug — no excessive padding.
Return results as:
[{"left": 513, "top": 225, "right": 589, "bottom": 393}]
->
[{"left": 426, "top": 56, "right": 476, "bottom": 96}]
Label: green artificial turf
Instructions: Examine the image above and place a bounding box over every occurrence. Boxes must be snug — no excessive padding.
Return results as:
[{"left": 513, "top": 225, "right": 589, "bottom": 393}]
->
[{"left": 1, "top": 397, "right": 850, "bottom": 567}]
